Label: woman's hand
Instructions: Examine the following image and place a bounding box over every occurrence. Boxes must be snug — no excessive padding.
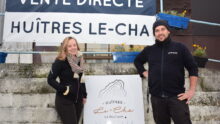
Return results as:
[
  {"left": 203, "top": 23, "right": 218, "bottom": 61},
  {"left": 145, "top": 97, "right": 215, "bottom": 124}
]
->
[
  {"left": 82, "top": 98, "right": 87, "bottom": 104},
  {"left": 142, "top": 71, "right": 148, "bottom": 78}
]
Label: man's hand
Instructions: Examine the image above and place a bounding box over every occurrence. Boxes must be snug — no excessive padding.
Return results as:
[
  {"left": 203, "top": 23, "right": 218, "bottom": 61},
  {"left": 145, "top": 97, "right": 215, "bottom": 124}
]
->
[
  {"left": 142, "top": 71, "right": 148, "bottom": 78},
  {"left": 177, "top": 89, "right": 195, "bottom": 104},
  {"left": 178, "top": 76, "right": 198, "bottom": 104}
]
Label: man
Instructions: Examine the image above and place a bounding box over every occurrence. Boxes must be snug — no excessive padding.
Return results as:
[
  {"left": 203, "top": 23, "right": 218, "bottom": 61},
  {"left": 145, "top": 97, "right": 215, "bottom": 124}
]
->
[{"left": 134, "top": 20, "right": 198, "bottom": 124}]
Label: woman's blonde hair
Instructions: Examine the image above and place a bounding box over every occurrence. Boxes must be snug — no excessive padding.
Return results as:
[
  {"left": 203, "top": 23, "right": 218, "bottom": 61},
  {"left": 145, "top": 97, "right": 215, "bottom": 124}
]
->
[{"left": 56, "top": 36, "right": 80, "bottom": 60}]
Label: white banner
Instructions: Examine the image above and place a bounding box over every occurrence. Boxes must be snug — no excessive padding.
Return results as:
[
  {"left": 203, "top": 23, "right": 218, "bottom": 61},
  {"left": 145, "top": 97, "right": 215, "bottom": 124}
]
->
[
  {"left": 3, "top": 12, "right": 156, "bottom": 45},
  {"left": 84, "top": 75, "right": 145, "bottom": 124}
]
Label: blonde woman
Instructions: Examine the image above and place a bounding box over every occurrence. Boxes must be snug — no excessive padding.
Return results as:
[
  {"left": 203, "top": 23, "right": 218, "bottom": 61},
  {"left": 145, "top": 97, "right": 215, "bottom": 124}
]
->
[{"left": 48, "top": 36, "right": 87, "bottom": 124}]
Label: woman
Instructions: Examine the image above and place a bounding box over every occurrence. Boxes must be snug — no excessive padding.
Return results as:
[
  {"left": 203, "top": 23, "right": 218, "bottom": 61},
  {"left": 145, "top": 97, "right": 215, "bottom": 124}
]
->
[{"left": 48, "top": 36, "right": 87, "bottom": 124}]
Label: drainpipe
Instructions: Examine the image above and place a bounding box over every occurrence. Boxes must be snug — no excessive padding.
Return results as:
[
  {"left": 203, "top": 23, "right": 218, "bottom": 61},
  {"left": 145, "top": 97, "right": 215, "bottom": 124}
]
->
[{"left": 160, "top": 0, "right": 164, "bottom": 12}]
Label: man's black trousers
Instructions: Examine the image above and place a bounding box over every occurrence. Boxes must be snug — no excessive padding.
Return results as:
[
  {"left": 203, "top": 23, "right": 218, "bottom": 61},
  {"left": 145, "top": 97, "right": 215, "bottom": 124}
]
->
[{"left": 151, "top": 95, "right": 192, "bottom": 124}]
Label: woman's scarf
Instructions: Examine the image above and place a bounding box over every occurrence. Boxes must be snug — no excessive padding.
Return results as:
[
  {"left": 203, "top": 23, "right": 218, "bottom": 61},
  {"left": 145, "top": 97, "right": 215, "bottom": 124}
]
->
[{"left": 67, "top": 52, "right": 84, "bottom": 79}]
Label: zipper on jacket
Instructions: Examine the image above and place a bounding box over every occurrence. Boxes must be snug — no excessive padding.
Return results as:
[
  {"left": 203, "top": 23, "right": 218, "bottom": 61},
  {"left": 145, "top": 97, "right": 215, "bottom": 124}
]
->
[
  {"left": 75, "top": 78, "right": 80, "bottom": 103},
  {"left": 161, "top": 47, "right": 165, "bottom": 97}
]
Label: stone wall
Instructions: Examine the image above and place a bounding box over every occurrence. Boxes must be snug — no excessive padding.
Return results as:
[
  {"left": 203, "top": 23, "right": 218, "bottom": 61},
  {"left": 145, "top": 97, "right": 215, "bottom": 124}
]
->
[{"left": 0, "top": 63, "right": 220, "bottom": 124}]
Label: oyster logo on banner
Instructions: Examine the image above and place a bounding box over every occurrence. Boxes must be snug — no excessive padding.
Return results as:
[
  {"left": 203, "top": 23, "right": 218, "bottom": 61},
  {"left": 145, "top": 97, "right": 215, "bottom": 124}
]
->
[
  {"left": 98, "top": 79, "right": 127, "bottom": 98},
  {"left": 4, "top": 0, "right": 156, "bottom": 45}
]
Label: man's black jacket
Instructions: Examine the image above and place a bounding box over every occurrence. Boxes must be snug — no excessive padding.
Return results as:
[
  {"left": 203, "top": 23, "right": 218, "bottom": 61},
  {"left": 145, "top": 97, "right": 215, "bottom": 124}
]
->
[{"left": 134, "top": 39, "right": 198, "bottom": 97}]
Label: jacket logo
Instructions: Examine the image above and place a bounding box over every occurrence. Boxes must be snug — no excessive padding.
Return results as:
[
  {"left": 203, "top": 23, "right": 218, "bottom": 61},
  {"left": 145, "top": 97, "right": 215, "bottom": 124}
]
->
[{"left": 168, "top": 52, "right": 178, "bottom": 55}]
